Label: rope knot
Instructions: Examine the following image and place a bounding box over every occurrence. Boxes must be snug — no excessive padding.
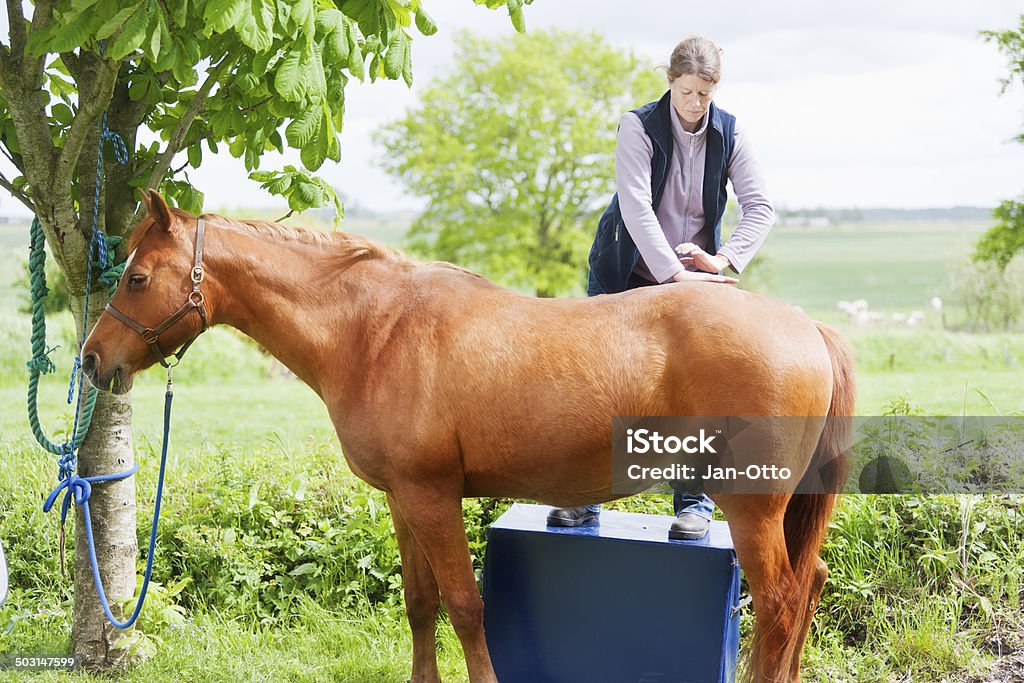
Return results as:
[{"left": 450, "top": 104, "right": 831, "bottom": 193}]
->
[
  {"left": 43, "top": 474, "right": 93, "bottom": 516},
  {"left": 26, "top": 345, "right": 59, "bottom": 375}
]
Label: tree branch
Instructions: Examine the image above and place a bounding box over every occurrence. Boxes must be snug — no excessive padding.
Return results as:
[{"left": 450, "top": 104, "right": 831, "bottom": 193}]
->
[
  {"left": 53, "top": 53, "right": 120, "bottom": 192},
  {"left": 0, "top": 45, "right": 10, "bottom": 87},
  {"left": 0, "top": 171, "right": 34, "bottom": 212},
  {"left": 144, "top": 56, "right": 236, "bottom": 190},
  {"left": 22, "top": 0, "right": 56, "bottom": 89},
  {"left": 5, "top": 0, "right": 26, "bottom": 61}
]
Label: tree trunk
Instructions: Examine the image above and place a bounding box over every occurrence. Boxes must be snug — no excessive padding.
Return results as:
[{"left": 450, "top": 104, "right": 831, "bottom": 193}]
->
[{"left": 68, "top": 290, "right": 137, "bottom": 672}]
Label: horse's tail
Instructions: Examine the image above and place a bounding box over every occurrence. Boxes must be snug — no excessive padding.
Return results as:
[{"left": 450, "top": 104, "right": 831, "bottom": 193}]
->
[
  {"left": 785, "top": 321, "right": 855, "bottom": 561},
  {"left": 771, "top": 322, "right": 856, "bottom": 679}
]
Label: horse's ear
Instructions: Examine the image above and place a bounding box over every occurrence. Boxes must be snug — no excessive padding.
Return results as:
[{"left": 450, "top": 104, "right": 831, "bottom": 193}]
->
[{"left": 144, "top": 189, "right": 174, "bottom": 232}]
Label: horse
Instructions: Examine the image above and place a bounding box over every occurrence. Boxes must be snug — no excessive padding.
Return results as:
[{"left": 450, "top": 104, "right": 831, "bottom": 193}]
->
[{"left": 82, "top": 190, "right": 854, "bottom": 683}]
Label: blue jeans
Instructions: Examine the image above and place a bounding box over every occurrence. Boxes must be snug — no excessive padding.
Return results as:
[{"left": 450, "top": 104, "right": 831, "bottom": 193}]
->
[{"left": 585, "top": 270, "right": 716, "bottom": 521}]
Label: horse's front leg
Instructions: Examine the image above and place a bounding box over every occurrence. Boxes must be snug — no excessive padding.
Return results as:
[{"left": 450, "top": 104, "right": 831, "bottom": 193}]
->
[
  {"left": 387, "top": 493, "right": 442, "bottom": 683},
  {"left": 390, "top": 485, "right": 498, "bottom": 683}
]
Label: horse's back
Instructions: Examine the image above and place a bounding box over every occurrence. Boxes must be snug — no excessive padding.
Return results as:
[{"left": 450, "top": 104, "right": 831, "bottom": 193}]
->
[{"left": 425, "top": 274, "right": 834, "bottom": 420}]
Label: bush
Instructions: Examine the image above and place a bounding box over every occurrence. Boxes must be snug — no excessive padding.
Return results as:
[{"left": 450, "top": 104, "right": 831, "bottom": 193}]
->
[{"left": 950, "top": 254, "right": 1024, "bottom": 331}]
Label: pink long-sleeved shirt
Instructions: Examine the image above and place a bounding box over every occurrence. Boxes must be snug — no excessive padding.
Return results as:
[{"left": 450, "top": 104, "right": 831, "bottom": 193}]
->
[{"left": 615, "top": 107, "right": 775, "bottom": 283}]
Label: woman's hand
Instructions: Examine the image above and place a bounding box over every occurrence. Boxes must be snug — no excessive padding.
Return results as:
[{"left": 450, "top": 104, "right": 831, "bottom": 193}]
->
[
  {"left": 670, "top": 269, "right": 738, "bottom": 284},
  {"left": 675, "top": 243, "right": 732, "bottom": 274}
]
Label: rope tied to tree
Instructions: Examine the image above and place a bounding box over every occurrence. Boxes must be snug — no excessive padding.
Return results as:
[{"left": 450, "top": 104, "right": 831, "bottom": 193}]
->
[
  {"left": 25, "top": 217, "right": 97, "bottom": 456},
  {"left": 24, "top": 57, "right": 172, "bottom": 628}
]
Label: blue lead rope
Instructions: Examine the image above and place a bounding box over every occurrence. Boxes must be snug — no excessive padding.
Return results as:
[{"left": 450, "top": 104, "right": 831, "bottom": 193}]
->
[{"left": 43, "top": 371, "right": 174, "bottom": 629}]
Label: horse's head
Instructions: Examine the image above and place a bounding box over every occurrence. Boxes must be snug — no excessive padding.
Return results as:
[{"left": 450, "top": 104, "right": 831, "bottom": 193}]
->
[{"left": 83, "top": 189, "right": 209, "bottom": 394}]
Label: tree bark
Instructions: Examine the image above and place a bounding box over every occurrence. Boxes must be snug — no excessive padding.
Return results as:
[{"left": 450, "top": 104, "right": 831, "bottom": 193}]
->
[{"left": 69, "top": 293, "right": 137, "bottom": 673}]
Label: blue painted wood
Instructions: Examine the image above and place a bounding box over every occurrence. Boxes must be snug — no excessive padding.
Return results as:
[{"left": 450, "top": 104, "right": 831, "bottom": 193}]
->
[{"left": 483, "top": 503, "right": 742, "bottom": 683}]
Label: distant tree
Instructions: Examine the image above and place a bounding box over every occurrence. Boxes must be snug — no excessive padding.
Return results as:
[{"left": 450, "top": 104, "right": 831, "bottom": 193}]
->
[
  {"left": 0, "top": 0, "right": 529, "bottom": 670},
  {"left": 974, "top": 198, "right": 1024, "bottom": 271},
  {"left": 376, "top": 29, "right": 664, "bottom": 297},
  {"left": 979, "top": 21, "right": 1024, "bottom": 268}
]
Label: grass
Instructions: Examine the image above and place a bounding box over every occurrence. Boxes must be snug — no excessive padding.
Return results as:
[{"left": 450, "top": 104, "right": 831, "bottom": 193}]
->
[{"left": 0, "top": 601, "right": 469, "bottom": 683}]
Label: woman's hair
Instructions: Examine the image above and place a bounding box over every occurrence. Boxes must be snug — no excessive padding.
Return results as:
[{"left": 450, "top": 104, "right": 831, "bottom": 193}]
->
[{"left": 665, "top": 35, "right": 722, "bottom": 84}]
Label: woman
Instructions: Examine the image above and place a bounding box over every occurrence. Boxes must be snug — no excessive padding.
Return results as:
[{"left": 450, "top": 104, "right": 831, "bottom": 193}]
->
[{"left": 548, "top": 34, "right": 775, "bottom": 540}]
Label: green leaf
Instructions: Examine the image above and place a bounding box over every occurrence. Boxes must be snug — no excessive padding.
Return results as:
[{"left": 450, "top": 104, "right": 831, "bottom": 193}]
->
[
  {"left": 187, "top": 143, "right": 202, "bottom": 168},
  {"left": 402, "top": 40, "right": 413, "bottom": 86},
  {"left": 414, "top": 6, "right": 437, "bottom": 36},
  {"left": 319, "top": 10, "right": 351, "bottom": 66},
  {"left": 181, "top": 186, "right": 204, "bottom": 215},
  {"left": 289, "top": 562, "right": 318, "bottom": 577},
  {"left": 96, "top": 4, "right": 142, "bottom": 41},
  {"left": 322, "top": 108, "right": 340, "bottom": 162},
  {"left": 300, "top": 131, "right": 326, "bottom": 171},
  {"left": 383, "top": 30, "right": 409, "bottom": 81},
  {"left": 285, "top": 108, "right": 321, "bottom": 148},
  {"left": 173, "top": 0, "right": 189, "bottom": 27},
  {"left": 296, "top": 179, "right": 323, "bottom": 206},
  {"left": 347, "top": 27, "right": 365, "bottom": 80},
  {"left": 274, "top": 48, "right": 307, "bottom": 102},
  {"left": 315, "top": 8, "right": 344, "bottom": 34},
  {"left": 368, "top": 52, "right": 380, "bottom": 83},
  {"left": 205, "top": 0, "right": 246, "bottom": 35},
  {"left": 268, "top": 129, "right": 283, "bottom": 152},
  {"left": 293, "top": 0, "right": 316, "bottom": 36},
  {"left": 147, "top": 8, "right": 163, "bottom": 61},
  {"left": 229, "top": 135, "right": 246, "bottom": 158},
  {"left": 251, "top": 49, "right": 276, "bottom": 77},
  {"left": 237, "top": 0, "right": 275, "bottom": 52},
  {"left": 269, "top": 174, "right": 292, "bottom": 194},
  {"left": 507, "top": 0, "right": 525, "bottom": 33},
  {"left": 109, "top": 2, "right": 151, "bottom": 60},
  {"left": 51, "top": 103, "right": 74, "bottom": 126},
  {"left": 308, "top": 43, "right": 327, "bottom": 102},
  {"left": 153, "top": 13, "right": 175, "bottom": 70},
  {"left": 29, "top": 14, "right": 102, "bottom": 55}
]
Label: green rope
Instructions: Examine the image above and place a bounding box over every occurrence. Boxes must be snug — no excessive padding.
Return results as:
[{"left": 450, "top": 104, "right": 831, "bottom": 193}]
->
[{"left": 26, "top": 217, "right": 99, "bottom": 455}]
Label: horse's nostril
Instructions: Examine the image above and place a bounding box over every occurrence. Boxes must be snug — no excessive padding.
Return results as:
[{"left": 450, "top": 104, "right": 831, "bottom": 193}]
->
[{"left": 82, "top": 352, "right": 98, "bottom": 378}]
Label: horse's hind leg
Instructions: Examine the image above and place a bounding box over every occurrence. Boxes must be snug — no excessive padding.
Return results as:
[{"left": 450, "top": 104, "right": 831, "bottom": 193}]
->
[
  {"left": 718, "top": 496, "right": 800, "bottom": 683},
  {"left": 390, "top": 487, "right": 498, "bottom": 683},
  {"left": 387, "top": 493, "right": 442, "bottom": 683},
  {"left": 786, "top": 556, "right": 828, "bottom": 683}
]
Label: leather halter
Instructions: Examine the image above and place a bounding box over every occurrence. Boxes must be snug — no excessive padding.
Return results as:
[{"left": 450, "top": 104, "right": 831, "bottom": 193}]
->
[{"left": 105, "top": 218, "right": 209, "bottom": 368}]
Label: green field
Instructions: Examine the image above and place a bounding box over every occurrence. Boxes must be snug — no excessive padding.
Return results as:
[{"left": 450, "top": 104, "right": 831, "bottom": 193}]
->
[
  {"left": 1, "top": 215, "right": 1022, "bottom": 682},
  {"left": 756, "top": 220, "right": 987, "bottom": 317}
]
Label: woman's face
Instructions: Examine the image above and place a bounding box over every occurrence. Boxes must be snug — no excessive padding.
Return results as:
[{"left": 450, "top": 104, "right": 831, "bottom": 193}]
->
[{"left": 670, "top": 74, "right": 716, "bottom": 127}]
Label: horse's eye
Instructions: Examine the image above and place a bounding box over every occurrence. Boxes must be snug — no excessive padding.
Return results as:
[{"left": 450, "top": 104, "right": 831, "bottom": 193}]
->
[{"left": 127, "top": 273, "right": 148, "bottom": 288}]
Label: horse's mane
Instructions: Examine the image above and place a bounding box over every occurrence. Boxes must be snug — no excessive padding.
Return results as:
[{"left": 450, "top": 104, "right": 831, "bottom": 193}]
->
[{"left": 128, "top": 206, "right": 426, "bottom": 273}]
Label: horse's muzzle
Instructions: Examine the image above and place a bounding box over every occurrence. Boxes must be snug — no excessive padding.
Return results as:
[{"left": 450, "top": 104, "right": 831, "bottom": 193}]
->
[{"left": 82, "top": 352, "right": 133, "bottom": 395}]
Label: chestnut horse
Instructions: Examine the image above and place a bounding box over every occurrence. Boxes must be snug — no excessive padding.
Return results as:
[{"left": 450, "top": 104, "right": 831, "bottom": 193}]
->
[{"left": 83, "top": 191, "right": 854, "bottom": 683}]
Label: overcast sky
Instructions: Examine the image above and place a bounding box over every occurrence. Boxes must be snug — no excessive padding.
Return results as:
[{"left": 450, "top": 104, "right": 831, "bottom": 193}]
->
[{"left": 2, "top": 1, "right": 1024, "bottom": 215}]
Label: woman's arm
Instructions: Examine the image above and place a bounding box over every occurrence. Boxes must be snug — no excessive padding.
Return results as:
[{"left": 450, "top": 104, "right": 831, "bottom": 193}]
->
[
  {"left": 716, "top": 123, "right": 775, "bottom": 273},
  {"left": 615, "top": 112, "right": 685, "bottom": 283}
]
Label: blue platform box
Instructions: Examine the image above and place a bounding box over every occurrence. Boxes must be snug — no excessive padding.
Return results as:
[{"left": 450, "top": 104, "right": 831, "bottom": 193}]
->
[{"left": 483, "top": 503, "right": 742, "bottom": 683}]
